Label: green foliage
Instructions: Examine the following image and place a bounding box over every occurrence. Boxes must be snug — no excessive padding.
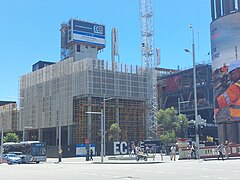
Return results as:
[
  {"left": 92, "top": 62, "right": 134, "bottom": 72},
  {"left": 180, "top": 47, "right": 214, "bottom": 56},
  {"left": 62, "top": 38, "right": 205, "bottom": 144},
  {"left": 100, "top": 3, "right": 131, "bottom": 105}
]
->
[
  {"left": 157, "top": 107, "right": 188, "bottom": 145},
  {"left": 156, "top": 107, "right": 177, "bottom": 131},
  {"left": 159, "top": 131, "right": 176, "bottom": 144},
  {"left": 3, "top": 132, "right": 19, "bottom": 143},
  {"left": 108, "top": 123, "right": 121, "bottom": 141}
]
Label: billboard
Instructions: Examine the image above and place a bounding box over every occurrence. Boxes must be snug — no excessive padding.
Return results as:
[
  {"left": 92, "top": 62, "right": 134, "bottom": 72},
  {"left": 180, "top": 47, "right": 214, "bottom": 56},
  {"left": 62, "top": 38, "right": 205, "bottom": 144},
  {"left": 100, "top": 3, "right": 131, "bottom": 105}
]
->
[
  {"left": 68, "top": 19, "right": 105, "bottom": 48},
  {"left": 211, "top": 12, "right": 240, "bottom": 123}
]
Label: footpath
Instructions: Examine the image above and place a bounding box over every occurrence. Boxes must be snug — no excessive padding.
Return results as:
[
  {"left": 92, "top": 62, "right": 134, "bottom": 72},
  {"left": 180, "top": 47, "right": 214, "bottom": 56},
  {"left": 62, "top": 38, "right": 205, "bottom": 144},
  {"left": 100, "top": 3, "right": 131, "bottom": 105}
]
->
[
  {"left": 46, "top": 154, "right": 194, "bottom": 164},
  {"left": 46, "top": 153, "right": 240, "bottom": 164}
]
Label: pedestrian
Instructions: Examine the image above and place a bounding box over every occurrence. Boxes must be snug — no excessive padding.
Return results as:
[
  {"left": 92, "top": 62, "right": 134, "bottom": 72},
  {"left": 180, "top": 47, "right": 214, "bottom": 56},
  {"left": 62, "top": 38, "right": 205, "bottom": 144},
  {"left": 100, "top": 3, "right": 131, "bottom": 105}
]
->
[
  {"left": 170, "top": 145, "right": 176, "bottom": 161},
  {"left": 131, "top": 144, "right": 136, "bottom": 155},
  {"left": 90, "top": 149, "right": 93, "bottom": 161},
  {"left": 145, "top": 146, "right": 150, "bottom": 156},
  {"left": 191, "top": 144, "right": 196, "bottom": 159},
  {"left": 135, "top": 145, "right": 140, "bottom": 155},
  {"left": 224, "top": 141, "right": 230, "bottom": 159},
  {"left": 58, "top": 148, "right": 62, "bottom": 163},
  {"left": 217, "top": 143, "right": 224, "bottom": 160}
]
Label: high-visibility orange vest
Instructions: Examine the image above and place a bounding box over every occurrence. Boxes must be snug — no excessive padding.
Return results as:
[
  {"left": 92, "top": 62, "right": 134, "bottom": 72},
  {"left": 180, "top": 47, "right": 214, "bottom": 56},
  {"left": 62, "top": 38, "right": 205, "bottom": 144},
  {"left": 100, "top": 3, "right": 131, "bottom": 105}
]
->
[
  {"left": 217, "top": 80, "right": 240, "bottom": 120},
  {"left": 230, "top": 81, "right": 240, "bottom": 120}
]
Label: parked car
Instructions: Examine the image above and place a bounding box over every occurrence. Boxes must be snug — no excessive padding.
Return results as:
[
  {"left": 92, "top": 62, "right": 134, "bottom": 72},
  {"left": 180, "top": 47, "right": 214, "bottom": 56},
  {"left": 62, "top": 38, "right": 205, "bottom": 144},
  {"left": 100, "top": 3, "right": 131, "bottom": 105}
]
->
[
  {"left": 2, "top": 154, "right": 22, "bottom": 165},
  {"left": 8, "top": 152, "right": 27, "bottom": 163}
]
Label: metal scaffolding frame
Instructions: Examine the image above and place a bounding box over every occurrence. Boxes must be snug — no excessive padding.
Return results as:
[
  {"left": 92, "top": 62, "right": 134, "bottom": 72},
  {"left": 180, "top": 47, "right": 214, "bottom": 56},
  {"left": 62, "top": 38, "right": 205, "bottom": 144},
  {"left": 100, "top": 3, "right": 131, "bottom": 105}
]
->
[{"left": 19, "top": 58, "right": 150, "bottom": 145}]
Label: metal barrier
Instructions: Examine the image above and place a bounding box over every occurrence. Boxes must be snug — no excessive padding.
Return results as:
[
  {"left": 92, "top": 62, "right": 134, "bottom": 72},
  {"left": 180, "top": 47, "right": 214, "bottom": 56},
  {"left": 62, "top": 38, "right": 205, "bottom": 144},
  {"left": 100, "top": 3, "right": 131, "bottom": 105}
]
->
[{"left": 179, "top": 144, "right": 240, "bottom": 159}]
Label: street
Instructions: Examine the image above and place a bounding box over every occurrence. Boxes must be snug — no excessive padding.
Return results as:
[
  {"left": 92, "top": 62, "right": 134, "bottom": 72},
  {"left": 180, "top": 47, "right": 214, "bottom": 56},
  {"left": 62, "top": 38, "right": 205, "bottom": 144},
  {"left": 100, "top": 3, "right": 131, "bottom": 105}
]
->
[{"left": 0, "top": 155, "right": 239, "bottom": 180}]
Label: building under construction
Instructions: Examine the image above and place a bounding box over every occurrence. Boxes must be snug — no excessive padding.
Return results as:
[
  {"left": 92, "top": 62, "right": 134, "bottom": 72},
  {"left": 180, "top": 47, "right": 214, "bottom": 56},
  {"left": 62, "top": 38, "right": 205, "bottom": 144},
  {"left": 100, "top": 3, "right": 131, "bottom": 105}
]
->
[
  {"left": 18, "top": 19, "right": 154, "bottom": 155},
  {"left": 0, "top": 101, "right": 18, "bottom": 134},
  {"left": 157, "top": 64, "right": 217, "bottom": 141}
]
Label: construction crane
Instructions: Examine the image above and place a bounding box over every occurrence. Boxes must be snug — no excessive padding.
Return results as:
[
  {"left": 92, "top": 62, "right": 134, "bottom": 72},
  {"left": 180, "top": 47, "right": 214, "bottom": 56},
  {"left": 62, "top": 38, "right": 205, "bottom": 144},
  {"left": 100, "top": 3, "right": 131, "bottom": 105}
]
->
[{"left": 140, "top": 0, "right": 158, "bottom": 140}]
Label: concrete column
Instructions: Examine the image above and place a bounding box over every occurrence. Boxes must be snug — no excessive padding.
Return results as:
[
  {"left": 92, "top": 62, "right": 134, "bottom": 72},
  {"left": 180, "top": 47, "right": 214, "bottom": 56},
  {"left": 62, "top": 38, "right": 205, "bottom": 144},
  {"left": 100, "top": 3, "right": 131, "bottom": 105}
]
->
[
  {"left": 56, "top": 126, "right": 59, "bottom": 146},
  {"left": 116, "top": 98, "right": 119, "bottom": 124},
  {"left": 67, "top": 125, "right": 72, "bottom": 145},
  {"left": 87, "top": 96, "right": 92, "bottom": 142},
  {"left": 226, "top": 122, "right": 238, "bottom": 143},
  {"left": 223, "top": 122, "right": 227, "bottom": 141},
  {"left": 217, "top": 123, "right": 224, "bottom": 143},
  {"left": 115, "top": 98, "right": 119, "bottom": 141},
  {"left": 38, "top": 128, "right": 42, "bottom": 142},
  {"left": 235, "top": 122, "right": 239, "bottom": 143}
]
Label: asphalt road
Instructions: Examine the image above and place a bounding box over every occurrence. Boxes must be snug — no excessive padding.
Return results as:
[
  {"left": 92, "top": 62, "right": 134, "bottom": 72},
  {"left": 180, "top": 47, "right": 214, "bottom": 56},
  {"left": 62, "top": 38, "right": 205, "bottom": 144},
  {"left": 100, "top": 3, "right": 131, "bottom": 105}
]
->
[{"left": 0, "top": 155, "right": 239, "bottom": 180}]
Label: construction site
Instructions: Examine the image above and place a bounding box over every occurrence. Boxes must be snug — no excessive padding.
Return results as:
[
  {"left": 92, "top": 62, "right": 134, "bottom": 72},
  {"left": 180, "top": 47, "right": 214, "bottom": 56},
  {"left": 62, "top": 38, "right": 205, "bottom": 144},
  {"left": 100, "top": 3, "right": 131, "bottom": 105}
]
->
[
  {"left": 11, "top": 0, "right": 158, "bottom": 156},
  {"left": 158, "top": 64, "right": 217, "bottom": 142}
]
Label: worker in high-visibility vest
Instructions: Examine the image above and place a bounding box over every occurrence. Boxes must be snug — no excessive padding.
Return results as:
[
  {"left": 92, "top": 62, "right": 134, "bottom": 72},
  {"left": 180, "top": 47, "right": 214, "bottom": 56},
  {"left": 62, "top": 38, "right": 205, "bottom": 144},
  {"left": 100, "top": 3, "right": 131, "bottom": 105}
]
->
[{"left": 216, "top": 60, "right": 240, "bottom": 121}]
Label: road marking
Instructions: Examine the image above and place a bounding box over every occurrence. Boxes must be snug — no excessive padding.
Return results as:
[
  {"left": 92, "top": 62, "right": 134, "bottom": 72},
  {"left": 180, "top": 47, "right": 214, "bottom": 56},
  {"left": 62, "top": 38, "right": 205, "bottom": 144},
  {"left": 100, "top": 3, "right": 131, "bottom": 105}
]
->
[
  {"left": 156, "top": 171, "right": 164, "bottom": 174},
  {"left": 217, "top": 177, "right": 229, "bottom": 180},
  {"left": 232, "top": 170, "right": 240, "bottom": 173},
  {"left": 200, "top": 175, "right": 210, "bottom": 178},
  {"left": 101, "top": 174, "right": 108, "bottom": 177}
]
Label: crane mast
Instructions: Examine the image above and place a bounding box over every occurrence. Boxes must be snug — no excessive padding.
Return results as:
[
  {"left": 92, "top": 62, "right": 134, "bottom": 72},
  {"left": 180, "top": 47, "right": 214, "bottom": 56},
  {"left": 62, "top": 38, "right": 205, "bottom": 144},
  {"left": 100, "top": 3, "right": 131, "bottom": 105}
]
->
[{"left": 140, "top": 0, "right": 158, "bottom": 139}]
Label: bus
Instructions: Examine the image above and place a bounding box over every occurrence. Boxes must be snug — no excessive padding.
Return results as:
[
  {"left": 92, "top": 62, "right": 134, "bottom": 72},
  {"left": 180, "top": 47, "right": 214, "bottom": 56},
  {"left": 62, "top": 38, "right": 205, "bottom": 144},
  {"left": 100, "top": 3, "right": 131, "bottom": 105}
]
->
[{"left": 3, "top": 141, "right": 47, "bottom": 163}]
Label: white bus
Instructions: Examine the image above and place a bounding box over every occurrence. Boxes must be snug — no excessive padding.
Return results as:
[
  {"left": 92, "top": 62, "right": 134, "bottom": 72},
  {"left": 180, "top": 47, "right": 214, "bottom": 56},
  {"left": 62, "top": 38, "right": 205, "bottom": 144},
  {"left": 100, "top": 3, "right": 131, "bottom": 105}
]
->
[{"left": 3, "top": 141, "right": 47, "bottom": 163}]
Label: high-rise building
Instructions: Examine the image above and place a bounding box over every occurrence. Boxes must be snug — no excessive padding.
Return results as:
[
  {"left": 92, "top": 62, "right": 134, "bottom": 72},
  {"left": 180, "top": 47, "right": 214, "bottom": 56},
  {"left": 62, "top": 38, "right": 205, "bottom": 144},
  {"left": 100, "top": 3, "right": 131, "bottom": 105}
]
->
[{"left": 211, "top": 0, "right": 240, "bottom": 143}]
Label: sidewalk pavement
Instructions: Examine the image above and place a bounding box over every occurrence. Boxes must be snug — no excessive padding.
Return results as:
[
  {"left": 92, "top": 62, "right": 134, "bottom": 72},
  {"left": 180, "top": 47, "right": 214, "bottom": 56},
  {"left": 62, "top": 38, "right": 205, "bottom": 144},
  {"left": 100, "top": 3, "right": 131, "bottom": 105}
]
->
[
  {"left": 47, "top": 153, "right": 240, "bottom": 164},
  {"left": 46, "top": 154, "right": 188, "bottom": 164}
]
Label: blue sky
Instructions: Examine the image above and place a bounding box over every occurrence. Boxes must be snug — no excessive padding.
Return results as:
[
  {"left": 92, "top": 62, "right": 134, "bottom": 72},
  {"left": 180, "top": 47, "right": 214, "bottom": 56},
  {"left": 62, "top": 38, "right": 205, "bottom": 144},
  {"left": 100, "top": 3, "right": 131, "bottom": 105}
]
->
[{"left": 0, "top": 0, "right": 211, "bottom": 102}]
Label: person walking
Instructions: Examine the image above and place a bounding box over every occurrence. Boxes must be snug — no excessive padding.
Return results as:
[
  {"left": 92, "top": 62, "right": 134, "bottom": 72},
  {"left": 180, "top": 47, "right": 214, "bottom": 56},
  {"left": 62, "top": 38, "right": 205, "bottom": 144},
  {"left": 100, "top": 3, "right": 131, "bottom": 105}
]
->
[
  {"left": 58, "top": 148, "right": 63, "bottom": 163},
  {"left": 191, "top": 144, "right": 196, "bottom": 159},
  {"left": 170, "top": 145, "right": 176, "bottom": 161},
  {"left": 217, "top": 143, "right": 224, "bottom": 160},
  {"left": 90, "top": 149, "right": 93, "bottom": 161}
]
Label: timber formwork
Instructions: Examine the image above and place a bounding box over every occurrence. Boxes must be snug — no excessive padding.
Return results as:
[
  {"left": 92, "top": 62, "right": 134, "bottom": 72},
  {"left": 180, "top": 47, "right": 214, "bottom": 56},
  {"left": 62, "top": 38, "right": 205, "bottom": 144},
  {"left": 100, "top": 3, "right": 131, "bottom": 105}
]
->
[{"left": 73, "top": 96, "right": 146, "bottom": 144}]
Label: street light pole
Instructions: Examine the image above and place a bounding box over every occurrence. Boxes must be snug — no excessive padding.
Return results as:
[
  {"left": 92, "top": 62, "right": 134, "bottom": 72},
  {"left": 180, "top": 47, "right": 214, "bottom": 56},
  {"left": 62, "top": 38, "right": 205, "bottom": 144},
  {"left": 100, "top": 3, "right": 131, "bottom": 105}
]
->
[
  {"left": 190, "top": 24, "right": 199, "bottom": 159},
  {"left": 184, "top": 24, "right": 199, "bottom": 159},
  {"left": 103, "top": 95, "right": 114, "bottom": 156},
  {"left": 100, "top": 109, "right": 104, "bottom": 162},
  {"left": 103, "top": 94, "right": 106, "bottom": 156}
]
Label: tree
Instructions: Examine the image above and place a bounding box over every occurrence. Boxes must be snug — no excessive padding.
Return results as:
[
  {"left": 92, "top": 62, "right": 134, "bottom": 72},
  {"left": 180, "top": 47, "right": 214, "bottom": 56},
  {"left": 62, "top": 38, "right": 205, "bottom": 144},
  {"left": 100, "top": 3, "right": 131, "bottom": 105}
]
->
[
  {"left": 108, "top": 123, "right": 121, "bottom": 141},
  {"left": 3, "top": 132, "right": 19, "bottom": 143},
  {"left": 156, "top": 107, "right": 188, "bottom": 145},
  {"left": 159, "top": 131, "right": 176, "bottom": 145}
]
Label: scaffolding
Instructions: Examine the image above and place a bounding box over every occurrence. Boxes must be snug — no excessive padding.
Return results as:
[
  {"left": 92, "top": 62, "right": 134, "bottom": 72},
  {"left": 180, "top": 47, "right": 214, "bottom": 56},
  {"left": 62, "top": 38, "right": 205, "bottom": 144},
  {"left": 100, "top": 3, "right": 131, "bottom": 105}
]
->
[{"left": 19, "top": 57, "right": 150, "bottom": 146}]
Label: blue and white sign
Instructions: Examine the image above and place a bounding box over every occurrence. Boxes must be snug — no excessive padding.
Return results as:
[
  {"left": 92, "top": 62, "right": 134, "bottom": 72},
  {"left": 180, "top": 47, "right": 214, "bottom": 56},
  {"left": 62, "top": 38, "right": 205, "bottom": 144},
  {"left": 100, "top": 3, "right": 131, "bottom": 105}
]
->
[
  {"left": 76, "top": 144, "right": 86, "bottom": 156},
  {"left": 68, "top": 19, "right": 106, "bottom": 48},
  {"left": 76, "top": 144, "right": 96, "bottom": 156}
]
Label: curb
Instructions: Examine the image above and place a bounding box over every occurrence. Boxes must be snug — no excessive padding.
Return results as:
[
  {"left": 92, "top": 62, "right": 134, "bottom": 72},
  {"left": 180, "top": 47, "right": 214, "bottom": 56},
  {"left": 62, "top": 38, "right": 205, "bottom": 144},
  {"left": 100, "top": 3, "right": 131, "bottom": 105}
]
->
[{"left": 92, "top": 161, "right": 164, "bottom": 164}]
